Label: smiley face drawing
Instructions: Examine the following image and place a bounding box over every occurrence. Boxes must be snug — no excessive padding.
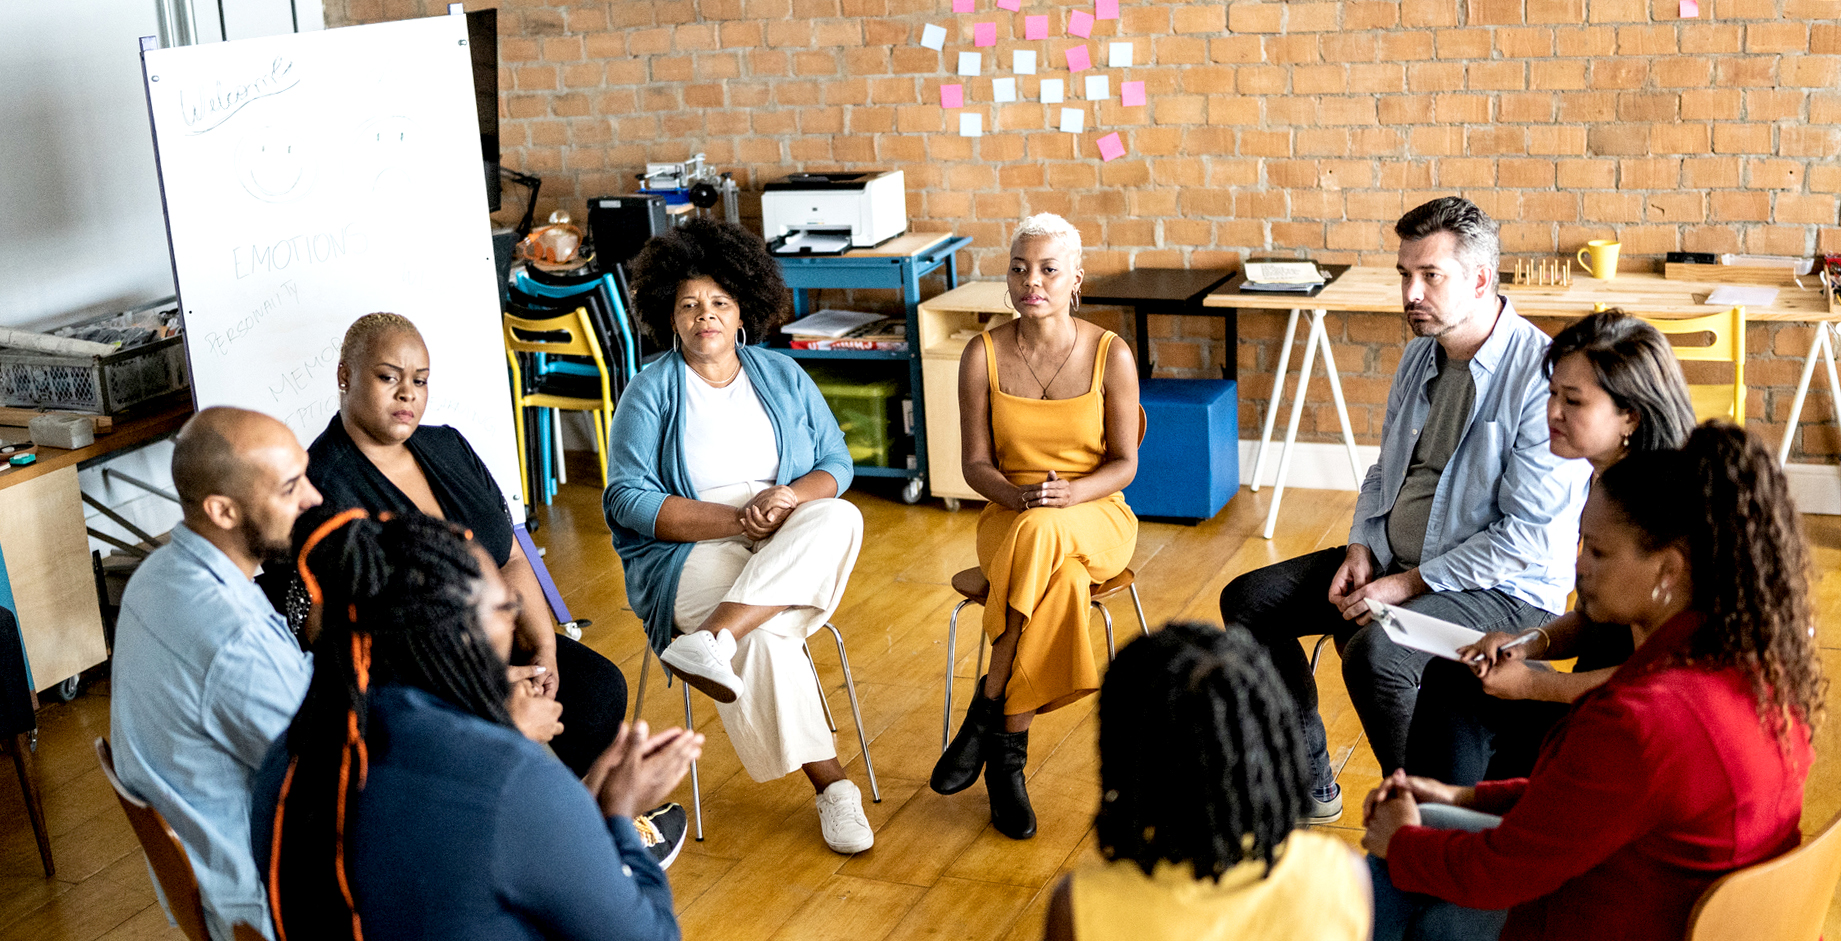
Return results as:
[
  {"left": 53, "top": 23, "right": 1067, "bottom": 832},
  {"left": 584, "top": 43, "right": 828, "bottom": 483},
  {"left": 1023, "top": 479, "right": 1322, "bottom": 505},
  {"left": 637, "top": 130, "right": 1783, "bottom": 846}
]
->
[
  {"left": 234, "top": 125, "right": 315, "bottom": 203},
  {"left": 355, "top": 115, "right": 419, "bottom": 200}
]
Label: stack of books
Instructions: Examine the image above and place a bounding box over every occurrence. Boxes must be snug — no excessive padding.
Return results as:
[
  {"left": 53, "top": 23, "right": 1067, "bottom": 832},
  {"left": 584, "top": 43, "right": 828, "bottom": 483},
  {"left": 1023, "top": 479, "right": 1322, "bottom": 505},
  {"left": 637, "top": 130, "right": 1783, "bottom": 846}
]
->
[
  {"left": 781, "top": 309, "right": 909, "bottom": 351},
  {"left": 1240, "top": 261, "right": 1328, "bottom": 293}
]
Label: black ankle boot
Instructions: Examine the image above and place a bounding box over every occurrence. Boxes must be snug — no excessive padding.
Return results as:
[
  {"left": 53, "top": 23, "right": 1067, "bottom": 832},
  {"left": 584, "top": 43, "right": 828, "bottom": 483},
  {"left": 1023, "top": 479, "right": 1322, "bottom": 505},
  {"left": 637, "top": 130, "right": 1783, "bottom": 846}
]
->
[
  {"left": 985, "top": 728, "right": 1036, "bottom": 839},
  {"left": 931, "top": 678, "right": 1004, "bottom": 795}
]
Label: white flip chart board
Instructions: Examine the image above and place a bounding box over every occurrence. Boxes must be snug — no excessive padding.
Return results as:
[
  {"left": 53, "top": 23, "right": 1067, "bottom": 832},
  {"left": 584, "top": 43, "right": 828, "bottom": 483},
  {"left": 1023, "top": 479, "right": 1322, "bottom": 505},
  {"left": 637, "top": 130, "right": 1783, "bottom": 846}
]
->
[{"left": 141, "top": 14, "right": 523, "bottom": 517}]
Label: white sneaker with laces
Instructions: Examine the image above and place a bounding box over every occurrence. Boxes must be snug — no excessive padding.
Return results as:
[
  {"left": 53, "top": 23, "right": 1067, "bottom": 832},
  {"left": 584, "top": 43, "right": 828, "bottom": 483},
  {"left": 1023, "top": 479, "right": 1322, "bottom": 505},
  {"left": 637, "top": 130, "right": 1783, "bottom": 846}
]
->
[
  {"left": 661, "top": 629, "right": 743, "bottom": 703},
  {"left": 815, "top": 780, "right": 874, "bottom": 854}
]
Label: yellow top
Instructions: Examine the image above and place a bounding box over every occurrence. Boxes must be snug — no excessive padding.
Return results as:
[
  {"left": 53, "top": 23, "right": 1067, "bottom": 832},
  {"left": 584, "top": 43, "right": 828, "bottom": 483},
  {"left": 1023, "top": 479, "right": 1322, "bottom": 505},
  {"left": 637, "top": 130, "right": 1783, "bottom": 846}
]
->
[
  {"left": 1070, "top": 831, "right": 1370, "bottom": 941},
  {"left": 981, "top": 329, "right": 1115, "bottom": 486}
]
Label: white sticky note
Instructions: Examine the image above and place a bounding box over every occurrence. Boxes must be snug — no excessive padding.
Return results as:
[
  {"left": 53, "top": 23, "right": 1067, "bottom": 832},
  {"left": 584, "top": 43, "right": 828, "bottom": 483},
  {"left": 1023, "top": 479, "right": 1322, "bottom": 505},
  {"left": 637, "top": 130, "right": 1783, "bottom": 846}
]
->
[
  {"left": 1085, "top": 75, "right": 1110, "bottom": 100},
  {"left": 1059, "top": 107, "right": 1084, "bottom": 133},
  {"left": 993, "top": 77, "right": 1018, "bottom": 103},
  {"left": 1109, "top": 42, "right": 1133, "bottom": 68},
  {"left": 920, "top": 24, "right": 947, "bottom": 51},
  {"left": 957, "top": 51, "right": 982, "bottom": 76},
  {"left": 1040, "top": 78, "right": 1064, "bottom": 103},
  {"left": 1013, "top": 49, "right": 1037, "bottom": 75},
  {"left": 959, "top": 112, "right": 983, "bottom": 137}
]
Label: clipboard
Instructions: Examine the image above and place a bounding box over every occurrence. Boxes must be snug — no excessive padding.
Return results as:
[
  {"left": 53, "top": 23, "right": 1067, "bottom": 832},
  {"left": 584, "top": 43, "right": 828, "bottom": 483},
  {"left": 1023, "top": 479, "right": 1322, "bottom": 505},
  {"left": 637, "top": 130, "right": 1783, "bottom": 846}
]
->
[{"left": 1364, "top": 599, "right": 1483, "bottom": 661}]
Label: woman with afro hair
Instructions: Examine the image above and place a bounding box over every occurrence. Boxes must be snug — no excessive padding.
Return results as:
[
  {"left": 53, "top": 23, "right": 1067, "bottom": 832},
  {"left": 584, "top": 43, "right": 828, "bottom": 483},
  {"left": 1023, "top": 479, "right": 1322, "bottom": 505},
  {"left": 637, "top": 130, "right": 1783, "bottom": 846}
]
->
[{"left": 603, "top": 218, "right": 875, "bottom": 854}]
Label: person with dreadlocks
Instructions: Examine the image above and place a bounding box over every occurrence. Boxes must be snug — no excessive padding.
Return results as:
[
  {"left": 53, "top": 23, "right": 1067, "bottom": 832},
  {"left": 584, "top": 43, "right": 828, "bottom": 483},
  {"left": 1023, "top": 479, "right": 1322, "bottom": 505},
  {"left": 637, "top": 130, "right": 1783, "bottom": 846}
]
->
[
  {"left": 1363, "top": 423, "right": 1826, "bottom": 941},
  {"left": 253, "top": 508, "right": 700, "bottom": 941},
  {"left": 1041, "top": 622, "right": 1369, "bottom": 941}
]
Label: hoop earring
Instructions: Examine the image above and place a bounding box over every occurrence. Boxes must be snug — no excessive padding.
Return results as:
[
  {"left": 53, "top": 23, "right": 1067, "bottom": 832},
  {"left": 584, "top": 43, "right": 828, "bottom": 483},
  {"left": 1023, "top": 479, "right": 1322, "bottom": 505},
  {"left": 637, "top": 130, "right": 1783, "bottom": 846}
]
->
[
  {"left": 1002, "top": 292, "right": 1015, "bottom": 312},
  {"left": 1071, "top": 290, "right": 1081, "bottom": 314},
  {"left": 737, "top": 326, "right": 748, "bottom": 348},
  {"left": 672, "top": 333, "right": 680, "bottom": 353}
]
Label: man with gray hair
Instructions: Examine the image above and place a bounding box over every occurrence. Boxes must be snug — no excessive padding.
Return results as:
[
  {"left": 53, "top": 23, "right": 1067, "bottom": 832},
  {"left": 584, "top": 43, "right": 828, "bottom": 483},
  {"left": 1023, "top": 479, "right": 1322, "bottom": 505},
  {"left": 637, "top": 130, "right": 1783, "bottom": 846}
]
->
[{"left": 1219, "top": 197, "right": 1589, "bottom": 824}]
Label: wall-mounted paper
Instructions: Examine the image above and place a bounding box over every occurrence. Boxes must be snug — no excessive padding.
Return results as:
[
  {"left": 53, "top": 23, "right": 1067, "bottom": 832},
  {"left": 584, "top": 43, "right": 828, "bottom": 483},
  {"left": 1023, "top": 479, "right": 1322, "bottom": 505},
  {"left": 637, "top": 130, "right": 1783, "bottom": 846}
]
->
[
  {"left": 1109, "top": 42, "right": 1132, "bottom": 68},
  {"left": 1096, "top": 0, "right": 1120, "bottom": 19},
  {"left": 1085, "top": 74, "right": 1109, "bottom": 99},
  {"left": 941, "top": 83, "right": 964, "bottom": 108},
  {"left": 1066, "top": 45, "right": 1091, "bottom": 71},
  {"left": 1024, "top": 15, "right": 1049, "bottom": 40},
  {"left": 960, "top": 112, "right": 983, "bottom": 137},
  {"left": 1013, "top": 50, "right": 1037, "bottom": 74},
  {"left": 1121, "top": 80, "right": 1145, "bottom": 106},
  {"left": 1059, "top": 107, "right": 1084, "bottom": 133},
  {"left": 993, "top": 77, "right": 1018, "bottom": 102},
  {"left": 921, "top": 24, "right": 947, "bottom": 50},
  {"left": 1067, "top": 10, "right": 1094, "bottom": 37},
  {"left": 974, "top": 22, "right": 997, "bottom": 46},
  {"left": 1096, "top": 132, "right": 1125, "bottom": 161},
  {"left": 958, "top": 51, "right": 982, "bottom": 75},
  {"left": 1041, "top": 78, "right": 1065, "bottom": 103},
  {"left": 997, "top": 0, "right": 1021, "bottom": 10},
  {"left": 953, "top": 0, "right": 974, "bottom": 11},
  {"left": 1680, "top": 0, "right": 1698, "bottom": 14}
]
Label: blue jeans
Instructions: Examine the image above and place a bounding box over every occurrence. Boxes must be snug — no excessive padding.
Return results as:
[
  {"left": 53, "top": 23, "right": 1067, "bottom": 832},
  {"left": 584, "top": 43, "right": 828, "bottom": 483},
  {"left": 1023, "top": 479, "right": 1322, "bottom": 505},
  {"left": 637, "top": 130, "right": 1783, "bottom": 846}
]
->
[
  {"left": 1370, "top": 804, "right": 1510, "bottom": 941},
  {"left": 1219, "top": 547, "right": 1550, "bottom": 792}
]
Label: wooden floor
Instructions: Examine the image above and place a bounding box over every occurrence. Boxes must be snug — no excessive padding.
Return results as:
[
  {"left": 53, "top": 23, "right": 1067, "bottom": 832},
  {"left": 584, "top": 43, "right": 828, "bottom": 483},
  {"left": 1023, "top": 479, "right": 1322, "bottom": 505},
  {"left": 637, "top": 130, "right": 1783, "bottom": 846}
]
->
[{"left": 5, "top": 474, "right": 1841, "bottom": 941}]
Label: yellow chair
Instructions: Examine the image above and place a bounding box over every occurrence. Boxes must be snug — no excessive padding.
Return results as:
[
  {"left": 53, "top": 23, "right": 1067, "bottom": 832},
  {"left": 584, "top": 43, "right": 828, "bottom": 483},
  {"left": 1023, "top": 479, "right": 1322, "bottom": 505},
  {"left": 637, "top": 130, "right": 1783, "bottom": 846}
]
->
[
  {"left": 1597, "top": 303, "right": 1746, "bottom": 423},
  {"left": 1683, "top": 811, "right": 1841, "bottom": 941},
  {"left": 504, "top": 308, "right": 616, "bottom": 491}
]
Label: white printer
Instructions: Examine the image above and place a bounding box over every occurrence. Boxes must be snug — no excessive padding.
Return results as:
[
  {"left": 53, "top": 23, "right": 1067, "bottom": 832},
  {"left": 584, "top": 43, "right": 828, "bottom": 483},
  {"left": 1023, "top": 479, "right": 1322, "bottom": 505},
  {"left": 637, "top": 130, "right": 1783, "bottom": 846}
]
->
[{"left": 761, "top": 170, "right": 907, "bottom": 255}]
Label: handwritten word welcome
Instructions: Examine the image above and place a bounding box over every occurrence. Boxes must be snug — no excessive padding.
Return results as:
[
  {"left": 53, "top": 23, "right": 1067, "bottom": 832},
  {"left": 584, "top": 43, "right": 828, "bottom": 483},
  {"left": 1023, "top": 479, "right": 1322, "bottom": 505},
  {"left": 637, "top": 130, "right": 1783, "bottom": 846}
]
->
[{"left": 177, "top": 57, "right": 300, "bottom": 135}]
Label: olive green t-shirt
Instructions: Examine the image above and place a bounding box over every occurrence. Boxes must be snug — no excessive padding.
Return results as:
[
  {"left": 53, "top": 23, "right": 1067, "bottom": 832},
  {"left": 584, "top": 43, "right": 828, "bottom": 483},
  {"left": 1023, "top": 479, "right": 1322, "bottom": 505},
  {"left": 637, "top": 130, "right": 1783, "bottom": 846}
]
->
[{"left": 1385, "top": 350, "right": 1475, "bottom": 570}]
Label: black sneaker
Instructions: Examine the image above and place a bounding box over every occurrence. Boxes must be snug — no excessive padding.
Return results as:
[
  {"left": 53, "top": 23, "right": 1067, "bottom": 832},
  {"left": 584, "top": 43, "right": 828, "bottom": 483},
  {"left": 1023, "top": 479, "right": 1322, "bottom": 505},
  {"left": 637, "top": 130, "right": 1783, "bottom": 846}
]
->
[{"left": 635, "top": 803, "right": 688, "bottom": 870}]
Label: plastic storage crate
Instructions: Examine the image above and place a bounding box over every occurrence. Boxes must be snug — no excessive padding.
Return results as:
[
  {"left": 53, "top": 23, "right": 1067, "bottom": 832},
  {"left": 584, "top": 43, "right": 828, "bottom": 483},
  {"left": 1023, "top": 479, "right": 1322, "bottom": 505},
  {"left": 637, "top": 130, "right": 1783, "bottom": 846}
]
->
[
  {"left": 808, "top": 371, "right": 900, "bottom": 468},
  {"left": 0, "top": 336, "right": 189, "bottom": 414}
]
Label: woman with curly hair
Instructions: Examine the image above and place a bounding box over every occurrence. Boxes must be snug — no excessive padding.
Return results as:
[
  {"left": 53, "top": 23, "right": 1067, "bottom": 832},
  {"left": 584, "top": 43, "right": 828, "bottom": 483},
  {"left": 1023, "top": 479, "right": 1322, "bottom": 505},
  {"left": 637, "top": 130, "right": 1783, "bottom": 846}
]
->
[
  {"left": 1363, "top": 423, "right": 1826, "bottom": 941},
  {"left": 603, "top": 218, "right": 874, "bottom": 854},
  {"left": 1041, "top": 622, "right": 1370, "bottom": 941}
]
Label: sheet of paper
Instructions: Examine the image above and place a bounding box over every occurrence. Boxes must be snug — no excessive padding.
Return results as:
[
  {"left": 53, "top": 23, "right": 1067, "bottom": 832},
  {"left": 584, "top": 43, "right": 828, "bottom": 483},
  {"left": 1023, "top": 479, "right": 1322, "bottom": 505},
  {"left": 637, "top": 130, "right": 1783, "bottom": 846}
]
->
[
  {"left": 1704, "top": 285, "right": 1778, "bottom": 308},
  {"left": 1067, "top": 9, "right": 1094, "bottom": 37},
  {"left": 921, "top": 23, "right": 947, "bottom": 50},
  {"left": 1109, "top": 42, "right": 1132, "bottom": 67},
  {"left": 1095, "top": 132, "right": 1125, "bottom": 161},
  {"left": 939, "top": 83, "right": 964, "bottom": 109},
  {"left": 1096, "top": 0, "right": 1120, "bottom": 18},
  {"left": 1085, "top": 74, "right": 1109, "bottom": 99},
  {"left": 1121, "top": 80, "right": 1145, "bottom": 106},
  {"left": 1680, "top": 0, "right": 1699, "bottom": 15},
  {"left": 959, "top": 112, "right": 983, "bottom": 137},
  {"left": 993, "top": 77, "right": 1017, "bottom": 103},
  {"left": 1065, "top": 45, "right": 1091, "bottom": 72},
  {"left": 958, "top": 51, "right": 982, "bottom": 76},
  {"left": 1024, "top": 15, "right": 1048, "bottom": 40},
  {"left": 1059, "top": 107, "right": 1084, "bottom": 133},
  {"left": 998, "top": 0, "right": 1021, "bottom": 10},
  {"left": 1367, "top": 600, "right": 1485, "bottom": 662},
  {"left": 1244, "top": 262, "right": 1325, "bottom": 285},
  {"left": 974, "top": 22, "right": 996, "bottom": 46},
  {"left": 1040, "top": 78, "right": 1064, "bottom": 103},
  {"left": 1013, "top": 49, "right": 1037, "bottom": 74},
  {"left": 781, "top": 308, "right": 887, "bottom": 337},
  {"left": 953, "top": 0, "right": 974, "bottom": 11}
]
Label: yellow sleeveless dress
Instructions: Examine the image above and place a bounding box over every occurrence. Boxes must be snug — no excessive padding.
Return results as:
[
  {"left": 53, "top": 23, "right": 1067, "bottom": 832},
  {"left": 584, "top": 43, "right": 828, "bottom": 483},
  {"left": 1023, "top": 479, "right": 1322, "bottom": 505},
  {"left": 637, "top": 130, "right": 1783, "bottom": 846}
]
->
[
  {"left": 1070, "top": 832, "right": 1371, "bottom": 941},
  {"left": 975, "top": 329, "right": 1138, "bottom": 716}
]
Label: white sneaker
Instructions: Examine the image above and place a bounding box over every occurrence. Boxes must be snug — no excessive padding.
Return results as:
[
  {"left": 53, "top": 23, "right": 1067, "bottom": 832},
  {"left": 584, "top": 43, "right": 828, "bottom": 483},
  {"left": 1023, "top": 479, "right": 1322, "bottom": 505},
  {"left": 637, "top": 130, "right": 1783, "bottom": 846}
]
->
[
  {"left": 815, "top": 780, "right": 874, "bottom": 854},
  {"left": 661, "top": 630, "right": 743, "bottom": 703}
]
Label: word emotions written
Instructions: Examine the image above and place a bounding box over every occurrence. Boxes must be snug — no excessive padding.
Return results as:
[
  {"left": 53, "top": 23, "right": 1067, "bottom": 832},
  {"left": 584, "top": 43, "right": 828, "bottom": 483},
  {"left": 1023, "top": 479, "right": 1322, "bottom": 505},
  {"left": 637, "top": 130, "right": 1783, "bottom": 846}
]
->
[
  {"left": 203, "top": 280, "right": 299, "bottom": 357},
  {"left": 232, "top": 222, "right": 368, "bottom": 280},
  {"left": 169, "top": 57, "right": 300, "bottom": 136}
]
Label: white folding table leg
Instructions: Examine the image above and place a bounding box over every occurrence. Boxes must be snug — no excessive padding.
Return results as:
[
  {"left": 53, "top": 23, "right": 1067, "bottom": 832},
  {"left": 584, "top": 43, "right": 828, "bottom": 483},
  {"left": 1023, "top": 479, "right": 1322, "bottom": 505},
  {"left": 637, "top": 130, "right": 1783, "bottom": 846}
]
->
[
  {"left": 1250, "top": 308, "right": 1303, "bottom": 492},
  {"left": 1313, "top": 319, "right": 1366, "bottom": 485},
  {"left": 1779, "top": 322, "right": 1841, "bottom": 467},
  {"left": 1263, "top": 310, "right": 1327, "bottom": 539},
  {"left": 551, "top": 409, "right": 567, "bottom": 485}
]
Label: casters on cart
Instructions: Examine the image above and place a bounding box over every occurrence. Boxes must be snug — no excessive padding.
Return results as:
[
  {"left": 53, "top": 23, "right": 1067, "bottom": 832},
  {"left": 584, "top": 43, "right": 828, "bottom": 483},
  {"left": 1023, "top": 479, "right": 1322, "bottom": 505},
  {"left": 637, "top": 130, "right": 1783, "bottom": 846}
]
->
[
  {"left": 943, "top": 498, "right": 961, "bottom": 512},
  {"left": 902, "top": 479, "right": 925, "bottom": 505}
]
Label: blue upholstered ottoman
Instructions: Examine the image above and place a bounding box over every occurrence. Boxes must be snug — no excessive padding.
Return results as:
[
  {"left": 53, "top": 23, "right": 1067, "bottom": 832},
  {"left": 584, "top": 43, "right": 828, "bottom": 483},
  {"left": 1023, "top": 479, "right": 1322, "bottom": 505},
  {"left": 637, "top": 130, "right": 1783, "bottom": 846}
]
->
[{"left": 1123, "top": 379, "right": 1238, "bottom": 522}]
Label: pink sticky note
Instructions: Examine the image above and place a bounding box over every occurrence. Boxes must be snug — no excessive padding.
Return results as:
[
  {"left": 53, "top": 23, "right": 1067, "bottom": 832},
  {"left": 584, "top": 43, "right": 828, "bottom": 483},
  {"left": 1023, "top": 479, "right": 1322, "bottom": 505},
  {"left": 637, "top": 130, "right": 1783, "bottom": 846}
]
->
[
  {"left": 1067, "top": 10, "right": 1094, "bottom": 37},
  {"left": 973, "top": 21, "right": 996, "bottom": 46},
  {"left": 1065, "top": 44, "right": 1091, "bottom": 72},
  {"left": 997, "top": 0, "right": 1021, "bottom": 9},
  {"left": 1096, "top": 0, "right": 1119, "bottom": 18},
  {"left": 940, "top": 83, "right": 964, "bottom": 109},
  {"left": 1679, "top": 0, "right": 1698, "bottom": 14},
  {"left": 1024, "top": 15, "right": 1049, "bottom": 40},
  {"left": 953, "top": 0, "right": 973, "bottom": 12},
  {"left": 1096, "top": 133, "right": 1125, "bottom": 162},
  {"left": 1121, "top": 80, "right": 1146, "bottom": 107}
]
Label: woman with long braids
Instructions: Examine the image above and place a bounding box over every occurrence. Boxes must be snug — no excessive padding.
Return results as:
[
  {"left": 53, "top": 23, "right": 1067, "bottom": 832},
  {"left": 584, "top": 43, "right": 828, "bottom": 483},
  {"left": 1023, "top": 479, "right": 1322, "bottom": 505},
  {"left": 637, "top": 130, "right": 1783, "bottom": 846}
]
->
[
  {"left": 1363, "top": 423, "right": 1826, "bottom": 941},
  {"left": 1041, "top": 622, "right": 1369, "bottom": 941},
  {"left": 252, "top": 509, "right": 700, "bottom": 941},
  {"left": 932, "top": 213, "right": 1140, "bottom": 841}
]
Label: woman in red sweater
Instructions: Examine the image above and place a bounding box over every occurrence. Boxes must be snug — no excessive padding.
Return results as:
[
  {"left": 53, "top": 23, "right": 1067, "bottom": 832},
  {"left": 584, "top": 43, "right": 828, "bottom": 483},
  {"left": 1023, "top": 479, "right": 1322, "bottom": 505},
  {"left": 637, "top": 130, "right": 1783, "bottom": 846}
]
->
[{"left": 1361, "top": 422, "right": 1827, "bottom": 941}]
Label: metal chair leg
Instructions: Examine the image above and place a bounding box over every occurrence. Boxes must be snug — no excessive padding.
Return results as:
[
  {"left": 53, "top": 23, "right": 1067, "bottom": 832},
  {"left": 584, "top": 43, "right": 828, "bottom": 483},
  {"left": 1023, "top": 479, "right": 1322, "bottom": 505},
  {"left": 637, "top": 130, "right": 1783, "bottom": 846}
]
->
[
  {"left": 944, "top": 599, "right": 972, "bottom": 753},
  {"left": 1127, "top": 584, "right": 1149, "bottom": 639},
  {"left": 1092, "top": 601, "right": 1116, "bottom": 660},
  {"left": 1309, "top": 633, "right": 1334, "bottom": 676},
  {"left": 803, "top": 642, "right": 838, "bottom": 733},
  {"left": 683, "top": 682, "right": 703, "bottom": 841},
  {"left": 821, "top": 623, "right": 880, "bottom": 802}
]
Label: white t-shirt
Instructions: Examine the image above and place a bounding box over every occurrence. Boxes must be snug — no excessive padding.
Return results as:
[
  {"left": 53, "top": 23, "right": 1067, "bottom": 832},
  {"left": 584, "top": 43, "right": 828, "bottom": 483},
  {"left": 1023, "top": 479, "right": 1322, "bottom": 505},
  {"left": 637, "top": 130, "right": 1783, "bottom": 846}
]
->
[{"left": 681, "top": 365, "right": 781, "bottom": 498}]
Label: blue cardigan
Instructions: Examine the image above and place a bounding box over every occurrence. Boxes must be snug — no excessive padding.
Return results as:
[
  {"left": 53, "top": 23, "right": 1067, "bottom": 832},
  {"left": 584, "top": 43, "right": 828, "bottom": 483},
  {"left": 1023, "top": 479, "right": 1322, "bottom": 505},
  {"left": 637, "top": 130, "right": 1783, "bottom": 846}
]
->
[{"left": 603, "top": 346, "right": 853, "bottom": 653}]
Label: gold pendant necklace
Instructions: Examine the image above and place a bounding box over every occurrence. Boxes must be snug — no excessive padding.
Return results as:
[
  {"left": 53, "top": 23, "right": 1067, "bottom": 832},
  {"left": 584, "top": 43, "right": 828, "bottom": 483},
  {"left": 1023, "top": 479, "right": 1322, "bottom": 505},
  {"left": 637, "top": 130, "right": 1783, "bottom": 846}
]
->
[{"left": 1016, "top": 328, "right": 1078, "bottom": 399}]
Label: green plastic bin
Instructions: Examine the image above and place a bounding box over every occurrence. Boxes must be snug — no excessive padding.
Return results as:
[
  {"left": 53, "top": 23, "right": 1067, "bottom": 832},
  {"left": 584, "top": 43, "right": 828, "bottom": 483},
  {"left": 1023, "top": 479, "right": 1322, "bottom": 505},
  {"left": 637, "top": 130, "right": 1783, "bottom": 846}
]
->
[{"left": 808, "top": 371, "right": 900, "bottom": 467}]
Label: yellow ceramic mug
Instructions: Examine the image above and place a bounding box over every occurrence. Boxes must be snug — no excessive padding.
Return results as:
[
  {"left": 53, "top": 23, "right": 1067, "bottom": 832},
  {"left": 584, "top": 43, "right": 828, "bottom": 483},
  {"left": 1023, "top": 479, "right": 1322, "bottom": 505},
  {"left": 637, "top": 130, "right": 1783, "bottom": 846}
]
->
[{"left": 1576, "top": 240, "right": 1621, "bottom": 280}]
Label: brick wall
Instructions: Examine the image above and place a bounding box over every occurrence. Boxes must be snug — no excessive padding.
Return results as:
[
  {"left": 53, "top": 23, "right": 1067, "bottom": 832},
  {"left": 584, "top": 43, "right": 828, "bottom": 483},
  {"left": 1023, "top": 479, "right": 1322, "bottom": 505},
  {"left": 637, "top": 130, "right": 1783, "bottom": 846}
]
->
[{"left": 324, "top": 0, "right": 1841, "bottom": 459}]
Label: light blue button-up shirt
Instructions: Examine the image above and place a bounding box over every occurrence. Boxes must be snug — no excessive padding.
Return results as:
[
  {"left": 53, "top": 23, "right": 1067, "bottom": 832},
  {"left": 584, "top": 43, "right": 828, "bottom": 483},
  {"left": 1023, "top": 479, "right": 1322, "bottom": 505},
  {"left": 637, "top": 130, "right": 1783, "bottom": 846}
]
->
[
  {"left": 110, "top": 524, "right": 311, "bottom": 941},
  {"left": 1350, "top": 296, "right": 1591, "bottom": 615}
]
